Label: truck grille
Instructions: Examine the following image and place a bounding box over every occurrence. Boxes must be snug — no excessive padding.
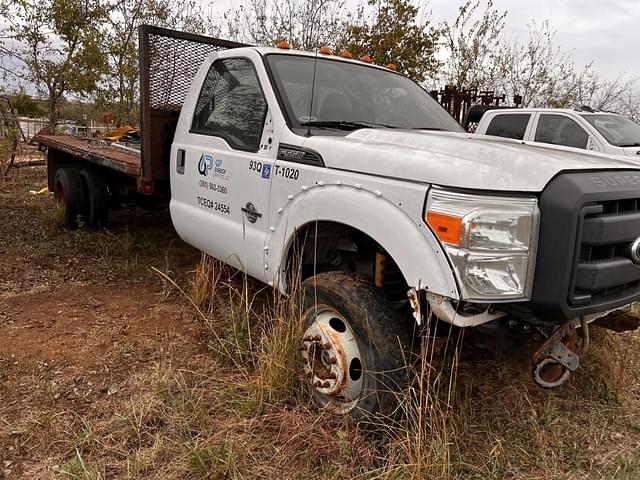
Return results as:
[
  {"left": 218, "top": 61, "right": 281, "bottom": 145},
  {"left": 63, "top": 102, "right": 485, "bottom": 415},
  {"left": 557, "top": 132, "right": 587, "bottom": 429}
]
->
[
  {"left": 531, "top": 171, "right": 640, "bottom": 322},
  {"left": 572, "top": 199, "right": 640, "bottom": 306}
]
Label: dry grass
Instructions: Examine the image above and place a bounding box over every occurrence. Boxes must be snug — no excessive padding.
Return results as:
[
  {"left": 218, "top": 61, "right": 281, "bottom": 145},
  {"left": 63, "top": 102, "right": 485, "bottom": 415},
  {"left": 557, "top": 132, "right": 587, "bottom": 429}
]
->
[{"left": 4, "top": 166, "right": 640, "bottom": 479}]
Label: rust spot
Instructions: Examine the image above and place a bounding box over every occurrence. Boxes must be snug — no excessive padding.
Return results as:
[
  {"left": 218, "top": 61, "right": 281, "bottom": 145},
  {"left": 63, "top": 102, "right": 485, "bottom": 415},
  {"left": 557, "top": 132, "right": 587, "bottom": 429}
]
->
[{"left": 594, "top": 311, "right": 640, "bottom": 332}]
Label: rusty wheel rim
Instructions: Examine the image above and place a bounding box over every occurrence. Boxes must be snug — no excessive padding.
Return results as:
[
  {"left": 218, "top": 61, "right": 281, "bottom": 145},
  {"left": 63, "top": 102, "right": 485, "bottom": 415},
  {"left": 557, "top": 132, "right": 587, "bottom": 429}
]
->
[{"left": 301, "top": 306, "right": 363, "bottom": 414}]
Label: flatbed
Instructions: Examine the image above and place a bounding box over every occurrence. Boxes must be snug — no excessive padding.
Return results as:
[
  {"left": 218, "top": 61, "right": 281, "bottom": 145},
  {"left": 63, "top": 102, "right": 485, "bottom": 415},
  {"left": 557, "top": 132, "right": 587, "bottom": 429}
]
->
[{"left": 35, "top": 135, "right": 140, "bottom": 177}]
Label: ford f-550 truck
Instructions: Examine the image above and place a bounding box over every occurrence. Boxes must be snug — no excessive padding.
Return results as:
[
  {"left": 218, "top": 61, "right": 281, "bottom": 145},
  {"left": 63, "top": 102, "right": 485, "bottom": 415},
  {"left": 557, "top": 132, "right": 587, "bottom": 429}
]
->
[{"left": 36, "top": 26, "right": 640, "bottom": 421}]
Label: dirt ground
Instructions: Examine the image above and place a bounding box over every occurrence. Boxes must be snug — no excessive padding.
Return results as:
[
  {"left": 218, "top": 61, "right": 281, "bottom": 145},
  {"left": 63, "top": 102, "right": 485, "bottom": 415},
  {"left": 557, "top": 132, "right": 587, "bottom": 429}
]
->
[
  {"left": 3, "top": 164, "right": 640, "bottom": 479},
  {"left": 0, "top": 165, "right": 364, "bottom": 480},
  {"left": 0, "top": 165, "right": 204, "bottom": 478}
]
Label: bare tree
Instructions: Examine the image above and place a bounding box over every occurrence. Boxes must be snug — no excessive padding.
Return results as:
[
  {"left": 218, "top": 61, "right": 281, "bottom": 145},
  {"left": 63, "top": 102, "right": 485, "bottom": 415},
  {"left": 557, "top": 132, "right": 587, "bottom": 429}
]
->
[
  {"left": 440, "top": 0, "right": 506, "bottom": 90},
  {"left": 495, "top": 21, "right": 598, "bottom": 108},
  {"left": 616, "top": 88, "right": 640, "bottom": 122},
  {"left": 98, "top": 0, "right": 205, "bottom": 126},
  {"left": 209, "top": 0, "right": 346, "bottom": 50},
  {"left": 0, "top": 95, "right": 23, "bottom": 176},
  {"left": 588, "top": 74, "right": 638, "bottom": 111}
]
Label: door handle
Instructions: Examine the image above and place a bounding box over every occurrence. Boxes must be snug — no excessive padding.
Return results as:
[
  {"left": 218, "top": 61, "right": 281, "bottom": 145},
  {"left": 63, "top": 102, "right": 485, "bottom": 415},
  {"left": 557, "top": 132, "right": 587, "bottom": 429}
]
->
[
  {"left": 241, "top": 202, "right": 262, "bottom": 223},
  {"left": 177, "top": 149, "right": 185, "bottom": 174}
]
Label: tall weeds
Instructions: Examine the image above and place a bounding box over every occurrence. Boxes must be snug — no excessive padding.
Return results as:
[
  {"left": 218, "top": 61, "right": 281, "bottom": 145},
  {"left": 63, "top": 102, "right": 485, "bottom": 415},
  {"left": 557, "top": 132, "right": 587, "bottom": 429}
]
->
[
  {"left": 183, "top": 253, "right": 305, "bottom": 409},
  {"left": 363, "top": 314, "right": 465, "bottom": 480}
]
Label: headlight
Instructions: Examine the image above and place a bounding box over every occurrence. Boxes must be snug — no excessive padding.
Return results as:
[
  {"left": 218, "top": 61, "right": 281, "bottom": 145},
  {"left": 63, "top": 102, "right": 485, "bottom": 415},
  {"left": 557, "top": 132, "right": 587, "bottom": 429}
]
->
[{"left": 425, "top": 188, "right": 539, "bottom": 301}]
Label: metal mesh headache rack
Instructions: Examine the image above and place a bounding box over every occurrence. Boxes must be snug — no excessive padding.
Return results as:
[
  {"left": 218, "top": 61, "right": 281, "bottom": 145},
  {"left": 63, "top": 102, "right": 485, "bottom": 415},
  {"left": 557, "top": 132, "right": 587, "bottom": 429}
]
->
[{"left": 137, "top": 25, "right": 248, "bottom": 194}]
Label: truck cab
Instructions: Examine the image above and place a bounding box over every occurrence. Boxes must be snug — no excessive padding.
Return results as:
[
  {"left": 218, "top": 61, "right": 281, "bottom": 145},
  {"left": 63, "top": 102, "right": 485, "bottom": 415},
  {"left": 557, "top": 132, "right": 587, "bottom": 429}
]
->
[{"left": 475, "top": 107, "right": 640, "bottom": 157}]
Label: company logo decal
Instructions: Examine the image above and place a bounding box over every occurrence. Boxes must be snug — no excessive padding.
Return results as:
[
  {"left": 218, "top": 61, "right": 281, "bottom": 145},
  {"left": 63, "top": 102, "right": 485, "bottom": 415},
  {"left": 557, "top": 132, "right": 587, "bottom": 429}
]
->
[
  {"left": 261, "top": 164, "right": 272, "bottom": 179},
  {"left": 198, "top": 154, "right": 228, "bottom": 180},
  {"left": 198, "top": 154, "right": 214, "bottom": 176}
]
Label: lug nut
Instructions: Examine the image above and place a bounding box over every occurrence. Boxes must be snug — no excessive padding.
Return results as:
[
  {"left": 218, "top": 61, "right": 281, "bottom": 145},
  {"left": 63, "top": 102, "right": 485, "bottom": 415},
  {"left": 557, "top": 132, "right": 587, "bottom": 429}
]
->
[
  {"left": 314, "top": 381, "right": 322, "bottom": 388},
  {"left": 312, "top": 334, "right": 322, "bottom": 341},
  {"left": 328, "top": 357, "right": 337, "bottom": 364},
  {"left": 328, "top": 372, "right": 337, "bottom": 379},
  {"left": 303, "top": 335, "right": 313, "bottom": 342},
  {"left": 323, "top": 342, "right": 331, "bottom": 350}
]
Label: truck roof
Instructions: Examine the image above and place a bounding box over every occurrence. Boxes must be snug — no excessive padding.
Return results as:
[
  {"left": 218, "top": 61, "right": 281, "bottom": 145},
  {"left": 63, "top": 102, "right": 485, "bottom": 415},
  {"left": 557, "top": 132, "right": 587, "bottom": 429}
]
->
[{"left": 487, "top": 108, "right": 621, "bottom": 116}]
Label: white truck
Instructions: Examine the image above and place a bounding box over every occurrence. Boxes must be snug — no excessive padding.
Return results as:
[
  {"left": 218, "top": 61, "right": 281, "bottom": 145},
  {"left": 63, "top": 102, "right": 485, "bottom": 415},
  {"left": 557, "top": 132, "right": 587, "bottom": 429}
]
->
[
  {"left": 475, "top": 107, "right": 640, "bottom": 157},
  {"left": 37, "top": 26, "right": 640, "bottom": 422}
]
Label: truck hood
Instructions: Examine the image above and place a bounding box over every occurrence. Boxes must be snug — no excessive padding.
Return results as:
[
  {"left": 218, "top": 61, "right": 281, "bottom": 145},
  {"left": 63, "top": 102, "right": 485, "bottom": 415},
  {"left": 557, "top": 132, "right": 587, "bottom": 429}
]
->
[{"left": 302, "top": 129, "right": 640, "bottom": 192}]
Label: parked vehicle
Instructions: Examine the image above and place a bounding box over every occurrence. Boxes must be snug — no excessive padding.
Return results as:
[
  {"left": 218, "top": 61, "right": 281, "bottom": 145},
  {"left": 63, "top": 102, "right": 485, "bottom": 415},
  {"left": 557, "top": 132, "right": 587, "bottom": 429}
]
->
[
  {"left": 35, "top": 26, "right": 640, "bottom": 421},
  {"left": 475, "top": 107, "right": 640, "bottom": 156}
]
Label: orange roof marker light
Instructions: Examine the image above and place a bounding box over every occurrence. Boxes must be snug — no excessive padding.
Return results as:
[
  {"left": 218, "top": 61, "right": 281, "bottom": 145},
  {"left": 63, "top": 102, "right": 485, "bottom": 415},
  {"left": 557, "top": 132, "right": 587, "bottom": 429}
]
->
[
  {"left": 319, "top": 46, "right": 331, "bottom": 55},
  {"left": 340, "top": 50, "right": 353, "bottom": 59},
  {"left": 359, "top": 54, "right": 371, "bottom": 63},
  {"left": 276, "top": 40, "right": 290, "bottom": 49},
  {"left": 386, "top": 63, "right": 397, "bottom": 71}
]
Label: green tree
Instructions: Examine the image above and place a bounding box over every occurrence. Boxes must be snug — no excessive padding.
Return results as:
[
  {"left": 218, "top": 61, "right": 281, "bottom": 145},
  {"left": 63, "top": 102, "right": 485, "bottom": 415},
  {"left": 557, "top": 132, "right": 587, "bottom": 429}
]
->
[
  {"left": 339, "top": 0, "right": 440, "bottom": 83},
  {"left": 0, "top": 0, "right": 108, "bottom": 130},
  {"left": 7, "top": 89, "right": 45, "bottom": 118}
]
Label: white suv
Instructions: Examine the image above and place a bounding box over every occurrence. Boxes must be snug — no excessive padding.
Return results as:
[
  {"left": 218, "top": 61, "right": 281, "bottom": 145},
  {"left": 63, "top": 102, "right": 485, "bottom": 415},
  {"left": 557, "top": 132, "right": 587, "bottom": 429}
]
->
[{"left": 475, "top": 108, "right": 640, "bottom": 157}]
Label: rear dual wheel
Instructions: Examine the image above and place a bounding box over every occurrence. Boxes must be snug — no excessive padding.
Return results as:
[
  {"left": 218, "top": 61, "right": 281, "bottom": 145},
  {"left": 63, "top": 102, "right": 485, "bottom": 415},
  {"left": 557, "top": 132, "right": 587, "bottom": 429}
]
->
[
  {"left": 53, "top": 168, "right": 109, "bottom": 229},
  {"left": 53, "top": 168, "right": 86, "bottom": 229},
  {"left": 300, "top": 272, "right": 412, "bottom": 423},
  {"left": 80, "top": 169, "right": 109, "bottom": 228}
]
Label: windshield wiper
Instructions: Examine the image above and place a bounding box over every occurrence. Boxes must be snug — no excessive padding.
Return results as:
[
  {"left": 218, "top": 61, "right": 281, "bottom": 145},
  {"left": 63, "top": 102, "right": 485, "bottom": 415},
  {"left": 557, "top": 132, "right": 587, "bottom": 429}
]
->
[
  {"left": 300, "top": 120, "right": 397, "bottom": 130},
  {"left": 619, "top": 142, "right": 640, "bottom": 147},
  {"left": 410, "top": 127, "right": 446, "bottom": 131}
]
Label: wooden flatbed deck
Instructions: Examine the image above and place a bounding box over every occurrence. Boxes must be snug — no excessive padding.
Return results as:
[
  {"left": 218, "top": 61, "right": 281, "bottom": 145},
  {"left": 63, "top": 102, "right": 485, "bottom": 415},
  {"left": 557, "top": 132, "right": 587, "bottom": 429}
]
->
[{"left": 35, "top": 135, "right": 141, "bottom": 177}]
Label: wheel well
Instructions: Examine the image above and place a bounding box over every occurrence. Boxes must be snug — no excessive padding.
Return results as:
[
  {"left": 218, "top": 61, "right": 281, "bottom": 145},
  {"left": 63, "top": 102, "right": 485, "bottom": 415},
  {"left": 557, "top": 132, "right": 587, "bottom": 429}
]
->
[{"left": 285, "top": 221, "right": 409, "bottom": 302}]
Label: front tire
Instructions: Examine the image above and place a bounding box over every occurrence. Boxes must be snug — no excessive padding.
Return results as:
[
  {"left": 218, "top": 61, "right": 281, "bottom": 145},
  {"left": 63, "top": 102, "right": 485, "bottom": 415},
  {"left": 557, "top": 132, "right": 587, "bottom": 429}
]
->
[{"left": 300, "top": 272, "right": 411, "bottom": 423}]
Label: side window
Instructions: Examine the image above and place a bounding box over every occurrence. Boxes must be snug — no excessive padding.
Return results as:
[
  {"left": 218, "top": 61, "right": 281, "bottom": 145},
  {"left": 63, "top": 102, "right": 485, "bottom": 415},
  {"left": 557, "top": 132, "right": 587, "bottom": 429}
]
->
[
  {"left": 191, "top": 58, "right": 267, "bottom": 152},
  {"left": 535, "top": 114, "right": 588, "bottom": 149},
  {"left": 485, "top": 114, "right": 530, "bottom": 140}
]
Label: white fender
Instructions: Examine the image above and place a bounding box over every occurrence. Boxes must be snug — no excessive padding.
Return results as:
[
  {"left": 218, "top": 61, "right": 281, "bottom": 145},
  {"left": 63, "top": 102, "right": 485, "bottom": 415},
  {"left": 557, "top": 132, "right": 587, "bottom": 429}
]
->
[{"left": 264, "top": 181, "right": 460, "bottom": 299}]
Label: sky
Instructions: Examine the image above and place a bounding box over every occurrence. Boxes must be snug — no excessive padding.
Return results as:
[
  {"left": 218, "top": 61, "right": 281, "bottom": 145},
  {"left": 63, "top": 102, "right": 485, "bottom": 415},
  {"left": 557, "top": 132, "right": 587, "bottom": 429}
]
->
[
  {"left": 430, "top": 0, "right": 640, "bottom": 81},
  {"left": 208, "top": 0, "right": 640, "bottom": 81}
]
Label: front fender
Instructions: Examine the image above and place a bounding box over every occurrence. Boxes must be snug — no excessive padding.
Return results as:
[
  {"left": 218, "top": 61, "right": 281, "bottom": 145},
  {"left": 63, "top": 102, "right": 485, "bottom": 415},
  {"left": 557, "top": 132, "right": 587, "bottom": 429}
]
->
[{"left": 265, "top": 182, "right": 459, "bottom": 299}]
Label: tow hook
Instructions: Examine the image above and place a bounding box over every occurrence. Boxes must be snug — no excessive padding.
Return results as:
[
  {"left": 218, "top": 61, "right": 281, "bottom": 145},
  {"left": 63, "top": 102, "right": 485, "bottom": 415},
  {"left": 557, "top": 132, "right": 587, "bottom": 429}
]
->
[{"left": 532, "top": 317, "right": 589, "bottom": 389}]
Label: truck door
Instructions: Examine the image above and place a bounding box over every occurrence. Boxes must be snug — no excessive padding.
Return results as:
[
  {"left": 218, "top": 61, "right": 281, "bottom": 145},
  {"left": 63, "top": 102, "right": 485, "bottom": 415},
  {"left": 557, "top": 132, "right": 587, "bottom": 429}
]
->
[{"left": 171, "top": 56, "right": 276, "bottom": 282}]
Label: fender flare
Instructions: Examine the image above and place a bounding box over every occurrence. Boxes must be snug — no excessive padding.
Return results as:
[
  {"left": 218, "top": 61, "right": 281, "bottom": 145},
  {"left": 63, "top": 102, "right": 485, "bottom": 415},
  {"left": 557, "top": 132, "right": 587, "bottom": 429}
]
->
[{"left": 264, "top": 182, "right": 460, "bottom": 299}]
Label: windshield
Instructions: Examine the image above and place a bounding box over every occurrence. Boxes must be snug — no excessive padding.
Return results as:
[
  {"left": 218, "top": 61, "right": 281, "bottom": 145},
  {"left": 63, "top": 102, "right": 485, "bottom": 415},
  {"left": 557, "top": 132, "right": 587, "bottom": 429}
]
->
[
  {"left": 580, "top": 113, "right": 640, "bottom": 147},
  {"left": 265, "top": 54, "right": 464, "bottom": 133}
]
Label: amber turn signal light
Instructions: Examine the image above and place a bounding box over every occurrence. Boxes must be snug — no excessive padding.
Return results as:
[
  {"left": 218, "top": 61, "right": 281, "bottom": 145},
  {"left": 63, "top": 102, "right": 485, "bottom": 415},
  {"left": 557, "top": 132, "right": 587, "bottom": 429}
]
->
[{"left": 426, "top": 211, "right": 462, "bottom": 245}]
